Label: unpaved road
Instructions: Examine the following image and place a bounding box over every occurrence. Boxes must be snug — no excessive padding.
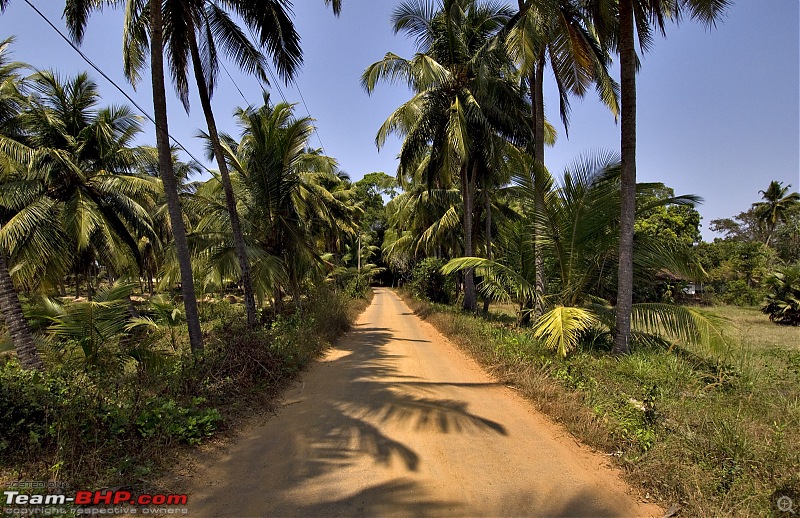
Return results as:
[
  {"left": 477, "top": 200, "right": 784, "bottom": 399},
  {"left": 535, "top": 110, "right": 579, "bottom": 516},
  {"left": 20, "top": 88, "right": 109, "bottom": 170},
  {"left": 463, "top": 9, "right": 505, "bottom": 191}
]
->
[{"left": 179, "top": 288, "right": 662, "bottom": 517}]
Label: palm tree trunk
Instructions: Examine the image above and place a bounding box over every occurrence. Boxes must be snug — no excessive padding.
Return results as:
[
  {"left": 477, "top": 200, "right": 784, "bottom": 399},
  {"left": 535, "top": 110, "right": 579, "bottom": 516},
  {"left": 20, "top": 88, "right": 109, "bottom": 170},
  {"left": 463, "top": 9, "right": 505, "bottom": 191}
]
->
[
  {"left": 531, "top": 53, "right": 547, "bottom": 319},
  {"left": 482, "top": 187, "right": 492, "bottom": 315},
  {"left": 188, "top": 32, "right": 258, "bottom": 328},
  {"left": 462, "top": 162, "right": 477, "bottom": 312},
  {"left": 765, "top": 222, "right": 775, "bottom": 247},
  {"left": 0, "top": 250, "right": 43, "bottom": 371},
  {"left": 612, "top": 0, "right": 636, "bottom": 355},
  {"left": 149, "top": 2, "right": 203, "bottom": 353}
]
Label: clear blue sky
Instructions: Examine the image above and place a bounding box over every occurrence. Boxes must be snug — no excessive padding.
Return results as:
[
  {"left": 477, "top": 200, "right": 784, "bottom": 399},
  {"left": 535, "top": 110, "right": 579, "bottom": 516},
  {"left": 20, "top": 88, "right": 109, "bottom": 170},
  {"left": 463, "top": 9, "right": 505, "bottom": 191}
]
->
[{"left": 0, "top": 0, "right": 797, "bottom": 241}]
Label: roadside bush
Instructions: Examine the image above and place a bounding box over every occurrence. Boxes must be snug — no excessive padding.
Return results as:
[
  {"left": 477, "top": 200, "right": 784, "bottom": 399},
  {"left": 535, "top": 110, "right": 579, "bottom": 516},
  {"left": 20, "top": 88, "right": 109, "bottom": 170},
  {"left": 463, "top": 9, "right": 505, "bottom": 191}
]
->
[
  {"left": 410, "top": 258, "right": 454, "bottom": 303},
  {"left": 719, "top": 279, "right": 764, "bottom": 306},
  {"left": 136, "top": 397, "right": 221, "bottom": 445},
  {"left": 0, "top": 288, "right": 358, "bottom": 486},
  {"left": 762, "top": 264, "right": 800, "bottom": 326},
  {"left": 345, "top": 273, "right": 370, "bottom": 299}
]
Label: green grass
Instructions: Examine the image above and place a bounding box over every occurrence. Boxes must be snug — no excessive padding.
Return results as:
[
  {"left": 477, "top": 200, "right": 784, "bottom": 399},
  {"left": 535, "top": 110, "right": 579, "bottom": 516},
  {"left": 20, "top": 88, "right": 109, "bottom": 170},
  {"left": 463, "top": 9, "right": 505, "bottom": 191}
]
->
[
  {"left": 401, "top": 293, "right": 800, "bottom": 517},
  {"left": 710, "top": 305, "right": 799, "bottom": 351}
]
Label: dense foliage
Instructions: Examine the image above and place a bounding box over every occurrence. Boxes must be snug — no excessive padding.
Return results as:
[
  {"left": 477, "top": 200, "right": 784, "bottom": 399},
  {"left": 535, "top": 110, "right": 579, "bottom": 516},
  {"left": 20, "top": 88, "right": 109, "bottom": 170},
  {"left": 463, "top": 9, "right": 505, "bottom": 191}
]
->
[
  {"left": 761, "top": 264, "right": 800, "bottom": 326},
  {"left": 0, "top": 289, "right": 354, "bottom": 482}
]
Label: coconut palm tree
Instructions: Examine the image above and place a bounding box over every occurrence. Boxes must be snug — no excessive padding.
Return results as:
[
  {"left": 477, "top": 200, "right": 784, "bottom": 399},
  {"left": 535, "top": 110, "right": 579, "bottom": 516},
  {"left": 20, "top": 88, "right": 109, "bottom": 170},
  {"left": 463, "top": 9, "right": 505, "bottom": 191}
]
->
[
  {"left": 752, "top": 181, "right": 800, "bottom": 247},
  {"left": 363, "top": 0, "right": 530, "bottom": 311},
  {"left": 581, "top": 0, "right": 729, "bottom": 354},
  {"left": 192, "top": 98, "right": 356, "bottom": 308},
  {"left": 0, "top": 37, "right": 43, "bottom": 371},
  {"left": 118, "top": 0, "right": 305, "bottom": 327},
  {"left": 506, "top": 0, "right": 618, "bottom": 317},
  {"left": 1, "top": 71, "right": 159, "bottom": 293},
  {"left": 1, "top": 70, "right": 156, "bottom": 369},
  {"left": 443, "top": 152, "right": 727, "bottom": 358},
  {"left": 64, "top": 1, "right": 203, "bottom": 352}
]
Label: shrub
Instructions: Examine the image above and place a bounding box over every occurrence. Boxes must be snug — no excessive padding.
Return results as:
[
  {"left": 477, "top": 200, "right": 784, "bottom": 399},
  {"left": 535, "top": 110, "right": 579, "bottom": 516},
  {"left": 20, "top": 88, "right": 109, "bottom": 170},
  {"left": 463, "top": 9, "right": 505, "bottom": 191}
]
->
[
  {"left": 410, "top": 258, "right": 454, "bottom": 303},
  {"left": 345, "top": 273, "right": 370, "bottom": 299},
  {"left": 136, "top": 397, "right": 221, "bottom": 445},
  {"left": 720, "top": 279, "right": 764, "bottom": 306},
  {"left": 0, "top": 289, "right": 357, "bottom": 485},
  {"left": 761, "top": 264, "right": 800, "bottom": 326}
]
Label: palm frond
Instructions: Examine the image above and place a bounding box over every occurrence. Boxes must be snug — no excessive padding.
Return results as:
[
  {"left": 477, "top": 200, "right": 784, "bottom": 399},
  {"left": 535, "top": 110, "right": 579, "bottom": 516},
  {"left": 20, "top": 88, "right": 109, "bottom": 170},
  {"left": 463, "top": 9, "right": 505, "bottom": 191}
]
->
[{"left": 532, "top": 305, "right": 599, "bottom": 358}]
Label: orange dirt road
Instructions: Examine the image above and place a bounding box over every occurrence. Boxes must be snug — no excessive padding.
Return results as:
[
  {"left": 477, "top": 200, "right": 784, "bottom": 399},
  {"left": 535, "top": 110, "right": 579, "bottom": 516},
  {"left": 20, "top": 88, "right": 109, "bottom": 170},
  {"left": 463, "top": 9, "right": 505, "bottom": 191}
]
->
[{"left": 180, "top": 288, "right": 663, "bottom": 517}]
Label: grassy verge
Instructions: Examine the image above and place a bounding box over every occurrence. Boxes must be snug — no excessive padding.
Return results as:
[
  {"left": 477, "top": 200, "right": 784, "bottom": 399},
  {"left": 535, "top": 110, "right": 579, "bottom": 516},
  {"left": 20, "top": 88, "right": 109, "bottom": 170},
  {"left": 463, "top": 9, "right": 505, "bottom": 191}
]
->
[
  {"left": 400, "top": 291, "right": 800, "bottom": 517},
  {"left": 0, "top": 289, "right": 367, "bottom": 493}
]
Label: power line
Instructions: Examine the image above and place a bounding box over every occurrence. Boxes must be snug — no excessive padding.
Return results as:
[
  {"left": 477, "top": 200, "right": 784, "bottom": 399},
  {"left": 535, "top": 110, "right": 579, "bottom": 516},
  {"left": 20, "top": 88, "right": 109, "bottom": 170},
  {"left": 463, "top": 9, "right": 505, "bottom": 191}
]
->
[
  {"left": 295, "top": 84, "right": 327, "bottom": 154},
  {"left": 218, "top": 60, "right": 250, "bottom": 106},
  {"left": 22, "top": 0, "right": 216, "bottom": 176}
]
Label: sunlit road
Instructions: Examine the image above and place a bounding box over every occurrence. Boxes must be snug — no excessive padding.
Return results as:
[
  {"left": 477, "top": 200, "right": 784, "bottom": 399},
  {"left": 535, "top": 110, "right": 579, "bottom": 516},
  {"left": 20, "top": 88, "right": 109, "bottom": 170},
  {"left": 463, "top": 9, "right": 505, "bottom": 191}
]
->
[{"left": 180, "top": 288, "right": 662, "bottom": 517}]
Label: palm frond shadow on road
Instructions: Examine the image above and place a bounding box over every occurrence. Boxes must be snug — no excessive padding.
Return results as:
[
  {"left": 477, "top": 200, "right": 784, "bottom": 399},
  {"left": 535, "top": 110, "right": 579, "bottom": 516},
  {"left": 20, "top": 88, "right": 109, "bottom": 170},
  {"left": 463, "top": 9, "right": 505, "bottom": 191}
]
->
[{"left": 186, "top": 322, "right": 508, "bottom": 516}]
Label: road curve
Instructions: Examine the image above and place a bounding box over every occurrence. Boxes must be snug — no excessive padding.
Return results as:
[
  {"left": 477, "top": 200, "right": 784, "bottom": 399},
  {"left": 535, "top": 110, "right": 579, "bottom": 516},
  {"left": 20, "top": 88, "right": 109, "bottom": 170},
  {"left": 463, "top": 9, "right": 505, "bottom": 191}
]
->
[{"left": 181, "top": 288, "right": 662, "bottom": 517}]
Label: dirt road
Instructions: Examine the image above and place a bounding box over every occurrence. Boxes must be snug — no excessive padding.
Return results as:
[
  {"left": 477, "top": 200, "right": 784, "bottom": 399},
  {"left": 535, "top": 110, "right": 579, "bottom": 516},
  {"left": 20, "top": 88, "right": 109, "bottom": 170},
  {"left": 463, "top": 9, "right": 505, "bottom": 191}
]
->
[{"left": 179, "top": 288, "right": 662, "bottom": 517}]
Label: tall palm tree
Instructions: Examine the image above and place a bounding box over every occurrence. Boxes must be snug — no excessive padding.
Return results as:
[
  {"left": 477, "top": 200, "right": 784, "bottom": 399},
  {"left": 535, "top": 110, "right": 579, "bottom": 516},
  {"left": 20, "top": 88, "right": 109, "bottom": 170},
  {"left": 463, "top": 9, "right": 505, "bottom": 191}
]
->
[
  {"left": 65, "top": 1, "right": 203, "bottom": 352},
  {"left": 119, "top": 0, "right": 304, "bottom": 327},
  {"left": 507, "top": 0, "right": 618, "bottom": 317},
  {"left": 582, "top": 0, "right": 729, "bottom": 354},
  {"left": 0, "top": 37, "right": 43, "bottom": 370},
  {"left": 752, "top": 181, "right": 800, "bottom": 247},
  {"left": 363, "top": 0, "right": 529, "bottom": 311}
]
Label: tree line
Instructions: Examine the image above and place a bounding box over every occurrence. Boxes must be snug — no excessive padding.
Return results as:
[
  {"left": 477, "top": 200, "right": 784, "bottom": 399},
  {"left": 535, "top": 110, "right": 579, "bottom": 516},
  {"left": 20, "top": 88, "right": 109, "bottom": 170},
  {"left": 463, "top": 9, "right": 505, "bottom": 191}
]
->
[{"left": 0, "top": 0, "right": 749, "bottom": 371}]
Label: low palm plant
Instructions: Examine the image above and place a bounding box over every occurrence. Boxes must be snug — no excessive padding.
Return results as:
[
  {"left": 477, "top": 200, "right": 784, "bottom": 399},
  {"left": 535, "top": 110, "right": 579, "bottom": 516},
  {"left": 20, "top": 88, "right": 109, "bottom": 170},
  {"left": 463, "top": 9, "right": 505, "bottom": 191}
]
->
[
  {"left": 126, "top": 295, "right": 186, "bottom": 351},
  {"left": 444, "top": 153, "right": 730, "bottom": 357},
  {"left": 29, "top": 281, "right": 140, "bottom": 371},
  {"left": 761, "top": 264, "right": 800, "bottom": 326}
]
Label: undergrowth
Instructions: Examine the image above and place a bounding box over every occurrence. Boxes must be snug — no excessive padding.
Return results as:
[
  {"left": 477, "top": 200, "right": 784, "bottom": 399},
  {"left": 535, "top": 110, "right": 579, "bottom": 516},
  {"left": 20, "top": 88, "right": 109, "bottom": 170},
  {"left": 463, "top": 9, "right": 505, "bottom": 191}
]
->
[
  {"left": 0, "top": 288, "right": 362, "bottom": 490},
  {"left": 400, "top": 291, "right": 800, "bottom": 517}
]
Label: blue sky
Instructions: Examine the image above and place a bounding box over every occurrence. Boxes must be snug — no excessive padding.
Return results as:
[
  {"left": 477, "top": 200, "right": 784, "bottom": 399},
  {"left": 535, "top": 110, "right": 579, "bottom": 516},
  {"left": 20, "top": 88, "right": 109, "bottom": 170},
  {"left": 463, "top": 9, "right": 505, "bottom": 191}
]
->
[{"left": 0, "top": 0, "right": 797, "bottom": 241}]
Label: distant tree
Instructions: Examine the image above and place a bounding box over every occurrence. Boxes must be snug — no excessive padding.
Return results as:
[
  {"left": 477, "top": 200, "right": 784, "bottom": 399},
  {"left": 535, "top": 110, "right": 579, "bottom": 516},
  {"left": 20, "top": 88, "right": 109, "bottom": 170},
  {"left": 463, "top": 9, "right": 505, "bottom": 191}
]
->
[
  {"left": 694, "top": 240, "right": 775, "bottom": 305},
  {"left": 752, "top": 181, "right": 800, "bottom": 246},
  {"left": 709, "top": 208, "right": 768, "bottom": 243},
  {"left": 353, "top": 172, "right": 397, "bottom": 234},
  {"left": 635, "top": 186, "right": 701, "bottom": 247}
]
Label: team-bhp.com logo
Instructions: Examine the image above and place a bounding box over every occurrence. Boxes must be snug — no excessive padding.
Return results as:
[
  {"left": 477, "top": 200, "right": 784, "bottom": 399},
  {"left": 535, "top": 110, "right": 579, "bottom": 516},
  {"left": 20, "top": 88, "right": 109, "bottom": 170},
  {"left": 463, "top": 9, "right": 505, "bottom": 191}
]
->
[{"left": 4, "top": 489, "right": 188, "bottom": 515}]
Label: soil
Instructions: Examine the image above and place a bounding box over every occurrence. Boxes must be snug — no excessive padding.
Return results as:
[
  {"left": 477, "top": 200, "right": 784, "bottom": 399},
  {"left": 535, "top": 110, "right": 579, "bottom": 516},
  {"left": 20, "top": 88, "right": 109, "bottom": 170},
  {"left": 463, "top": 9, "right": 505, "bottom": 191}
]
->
[{"left": 171, "top": 288, "right": 663, "bottom": 517}]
